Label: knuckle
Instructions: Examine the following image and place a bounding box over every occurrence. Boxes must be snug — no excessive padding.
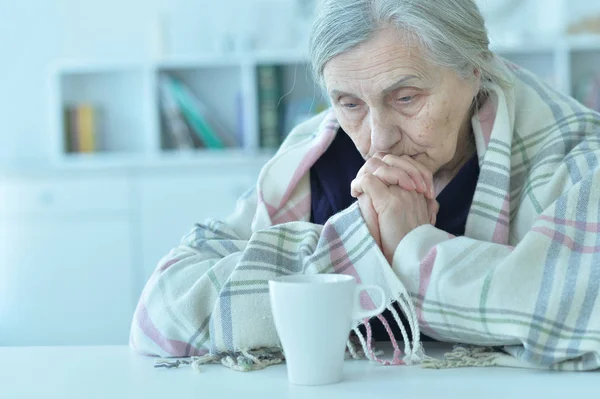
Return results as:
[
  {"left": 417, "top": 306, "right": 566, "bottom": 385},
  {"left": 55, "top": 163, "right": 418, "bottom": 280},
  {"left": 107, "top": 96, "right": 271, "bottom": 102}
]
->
[
  {"left": 382, "top": 154, "right": 394, "bottom": 164},
  {"left": 366, "top": 158, "right": 383, "bottom": 169},
  {"left": 363, "top": 173, "right": 376, "bottom": 183}
]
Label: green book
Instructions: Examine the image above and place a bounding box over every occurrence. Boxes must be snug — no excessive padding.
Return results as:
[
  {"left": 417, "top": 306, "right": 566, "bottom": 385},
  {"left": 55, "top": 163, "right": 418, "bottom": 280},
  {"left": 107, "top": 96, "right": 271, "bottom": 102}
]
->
[
  {"left": 258, "top": 65, "right": 283, "bottom": 149},
  {"left": 167, "top": 76, "right": 225, "bottom": 149}
]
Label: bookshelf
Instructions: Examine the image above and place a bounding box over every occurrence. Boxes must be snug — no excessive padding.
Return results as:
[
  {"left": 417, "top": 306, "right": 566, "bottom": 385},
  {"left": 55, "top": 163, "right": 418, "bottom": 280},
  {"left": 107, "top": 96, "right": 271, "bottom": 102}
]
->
[{"left": 48, "top": 38, "right": 600, "bottom": 168}]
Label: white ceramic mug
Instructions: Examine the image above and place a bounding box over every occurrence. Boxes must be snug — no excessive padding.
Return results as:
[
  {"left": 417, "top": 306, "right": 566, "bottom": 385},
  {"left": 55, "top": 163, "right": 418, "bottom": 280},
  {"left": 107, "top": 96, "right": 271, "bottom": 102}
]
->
[{"left": 268, "top": 274, "right": 386, "bottom": 386}]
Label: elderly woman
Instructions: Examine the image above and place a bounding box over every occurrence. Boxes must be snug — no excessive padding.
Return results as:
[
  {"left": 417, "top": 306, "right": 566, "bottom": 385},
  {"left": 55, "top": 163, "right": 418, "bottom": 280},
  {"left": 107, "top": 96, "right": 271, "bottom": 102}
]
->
[{"left": 131, "top": 0, "right": 600, "bottom": 371}]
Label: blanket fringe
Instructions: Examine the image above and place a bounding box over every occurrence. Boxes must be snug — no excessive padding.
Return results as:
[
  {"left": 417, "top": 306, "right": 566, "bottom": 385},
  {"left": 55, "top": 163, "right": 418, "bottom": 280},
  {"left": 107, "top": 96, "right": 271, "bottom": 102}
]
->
[
  {"left": 153, "top": 294, "right": 424, "bottom": 372},
  {"left": 155, "top": 348, "right": 285, "bottom": 372},
  {"left": 398, "top": 293, "right": 424, "bottom": 364},
  {"left": 350, "top": 293, "right": 423, "bottom": 367},
  {"left": 154, "top": 342, "right": 374, "bottom": 373},
  {"left": 421, "top": 345, "right": 500, "bottom": 369}
]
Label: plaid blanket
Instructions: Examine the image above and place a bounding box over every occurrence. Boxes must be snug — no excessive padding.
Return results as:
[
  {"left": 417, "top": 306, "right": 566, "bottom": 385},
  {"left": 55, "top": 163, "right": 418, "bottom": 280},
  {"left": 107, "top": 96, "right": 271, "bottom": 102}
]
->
[{"left": 131, "top": 58, "right": 600, "bottom": 371}]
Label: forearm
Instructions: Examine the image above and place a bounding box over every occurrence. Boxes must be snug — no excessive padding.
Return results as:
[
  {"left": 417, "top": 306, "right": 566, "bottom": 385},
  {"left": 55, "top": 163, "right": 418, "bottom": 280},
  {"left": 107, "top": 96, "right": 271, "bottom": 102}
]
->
[{"left": 130, "top": 203, "right": 388, "bottom": 357}]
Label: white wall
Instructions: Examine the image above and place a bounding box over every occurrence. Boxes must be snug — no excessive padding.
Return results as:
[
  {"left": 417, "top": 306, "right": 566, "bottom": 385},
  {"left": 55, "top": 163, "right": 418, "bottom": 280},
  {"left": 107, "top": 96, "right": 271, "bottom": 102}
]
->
[{"left": 0, "top": 0, "right": 156, "bottom": 165}]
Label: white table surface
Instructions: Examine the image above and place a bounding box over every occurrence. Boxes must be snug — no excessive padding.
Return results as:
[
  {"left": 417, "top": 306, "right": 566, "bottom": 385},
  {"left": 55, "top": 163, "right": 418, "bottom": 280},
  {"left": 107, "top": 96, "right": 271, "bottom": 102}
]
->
[{"left": 0, "top": 342, "right": 596, "bottom": 399}]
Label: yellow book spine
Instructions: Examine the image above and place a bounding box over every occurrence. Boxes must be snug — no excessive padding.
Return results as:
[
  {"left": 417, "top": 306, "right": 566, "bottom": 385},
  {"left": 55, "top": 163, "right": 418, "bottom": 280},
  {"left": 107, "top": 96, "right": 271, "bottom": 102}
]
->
[{"left": 77, "top": 104, "right": 96, "bottom": 153}]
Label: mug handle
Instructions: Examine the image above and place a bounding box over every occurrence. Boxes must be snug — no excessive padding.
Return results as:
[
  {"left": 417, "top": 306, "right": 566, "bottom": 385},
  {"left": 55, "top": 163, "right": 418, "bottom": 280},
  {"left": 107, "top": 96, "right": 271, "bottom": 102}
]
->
[{"left": 352, "top": 284, "right": 387, "bottom": 320}]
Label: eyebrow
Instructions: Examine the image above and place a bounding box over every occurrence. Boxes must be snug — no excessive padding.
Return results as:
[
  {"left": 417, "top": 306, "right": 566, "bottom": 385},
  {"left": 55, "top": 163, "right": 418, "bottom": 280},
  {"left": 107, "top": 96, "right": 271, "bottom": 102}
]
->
[{"left": 329, "top": 75, "right": 420, "bottom": 99}]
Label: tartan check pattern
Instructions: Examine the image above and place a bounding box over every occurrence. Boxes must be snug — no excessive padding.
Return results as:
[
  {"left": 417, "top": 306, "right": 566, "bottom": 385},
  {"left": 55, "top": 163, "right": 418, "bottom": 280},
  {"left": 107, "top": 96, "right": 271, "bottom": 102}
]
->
[{"left": 131, "top": 58, "right": 600, "bottom": 371}]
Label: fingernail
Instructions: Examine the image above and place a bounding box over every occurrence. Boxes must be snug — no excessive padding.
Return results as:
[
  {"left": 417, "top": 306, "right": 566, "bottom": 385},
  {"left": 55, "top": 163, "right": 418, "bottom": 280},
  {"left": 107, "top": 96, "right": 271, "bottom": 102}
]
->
[
  {"left": 421, "top": 179, "right": 426, "bottom": 192},
  {"left": 411, "top": 180, "right": 417, "bottom": 190},
  {"left": 430, "top": 187, "right": 435, "bottom": 198}
]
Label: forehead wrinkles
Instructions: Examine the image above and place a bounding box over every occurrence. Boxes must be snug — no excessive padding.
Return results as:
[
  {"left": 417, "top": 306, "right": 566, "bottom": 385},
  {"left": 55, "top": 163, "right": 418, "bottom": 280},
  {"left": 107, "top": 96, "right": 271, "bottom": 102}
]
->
[
  {"left": 329, "top": 44, "right": 425, "bottom": 75},
  {"left": 325, "top": 52, "right": 441, "bottom": 98}
]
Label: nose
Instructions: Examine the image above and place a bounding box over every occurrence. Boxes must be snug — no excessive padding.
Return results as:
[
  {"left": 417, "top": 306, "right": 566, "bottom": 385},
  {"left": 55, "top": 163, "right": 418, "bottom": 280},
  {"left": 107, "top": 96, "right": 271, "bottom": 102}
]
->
[{"left": 370, "top": 109, "right": 400, "bottom": 153}]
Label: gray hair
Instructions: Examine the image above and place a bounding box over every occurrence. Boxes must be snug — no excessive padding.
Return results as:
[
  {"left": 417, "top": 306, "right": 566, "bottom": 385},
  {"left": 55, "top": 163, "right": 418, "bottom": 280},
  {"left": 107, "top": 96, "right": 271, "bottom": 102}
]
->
[{"left": 309, "top": 0, "right": 512, "bottom": 96}]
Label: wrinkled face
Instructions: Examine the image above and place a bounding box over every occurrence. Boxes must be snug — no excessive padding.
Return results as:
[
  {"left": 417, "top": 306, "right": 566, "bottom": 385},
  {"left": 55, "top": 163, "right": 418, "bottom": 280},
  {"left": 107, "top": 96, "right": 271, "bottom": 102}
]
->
[{"left": 323, "top": 27, "right": 479, "bottom": 175}]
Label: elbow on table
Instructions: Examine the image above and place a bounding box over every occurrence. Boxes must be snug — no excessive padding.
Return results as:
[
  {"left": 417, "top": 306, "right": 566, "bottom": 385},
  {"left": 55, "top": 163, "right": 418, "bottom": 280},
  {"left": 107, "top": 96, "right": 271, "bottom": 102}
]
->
[{"left": 129, "top": 297, "right": 209, "bottom": 358}]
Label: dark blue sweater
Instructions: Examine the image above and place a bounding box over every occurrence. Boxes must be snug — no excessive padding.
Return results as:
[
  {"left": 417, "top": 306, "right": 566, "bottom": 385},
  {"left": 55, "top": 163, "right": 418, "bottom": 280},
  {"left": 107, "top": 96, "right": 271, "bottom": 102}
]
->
[{"left": 309, "top": 128, "right": 480, "bottom": 341}]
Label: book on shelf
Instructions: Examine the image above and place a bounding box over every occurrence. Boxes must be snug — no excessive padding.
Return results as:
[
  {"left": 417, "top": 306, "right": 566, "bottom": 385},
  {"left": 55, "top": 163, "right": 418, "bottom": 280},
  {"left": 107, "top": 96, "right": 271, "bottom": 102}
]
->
[
  {"left": 235, "top": 91, "right": 245, "bottom": 148},
  {"left": 158, "top": 75, "right": 201, "bottom": 150},
  {"left": 257, "top": 65, "right": 284, "bottom": 149},
  {"left": 64, "top": 104, "right": 99, "bottom": 153},
  {"left": 159, "top": 74, "right": 238, "bottom": 150},
  {"left": 257, "top": 65, "right": 330, "bottom": 149}
]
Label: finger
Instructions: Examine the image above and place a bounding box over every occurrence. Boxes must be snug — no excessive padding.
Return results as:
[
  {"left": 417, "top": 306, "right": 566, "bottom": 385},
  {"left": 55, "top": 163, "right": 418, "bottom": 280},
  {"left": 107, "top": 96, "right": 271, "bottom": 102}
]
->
[
  {"left": 351, "top": 176, "right": 363, "bottom": 198},
  {"left": 372, "top": 165, "right": 417, "bottom": 191},
  {"left": 357, "top": 174, "right": 391, "bottom": 213},
  {"left": 427, "top": 199, "right": 440, "bottom": 225},
  {"left": 351, "top": 173, "right": 372, "bottom": 197},
  {"left": 358, "top": 194, "right": 382, "bottom": 249},
  {"left": 380, "top": 154, "right": 435, "bottom": 199},
  {"left": 386, "top": 157, "right": 427, "bottom": 194},
  {"left": 357, "top": 157, "right": 387, "bottom": 178},
  {"left": 352, "top": 158, "right": 389, "bottom": 197},
  {"left": 402, "top": 156, "right": 435, "bottom": 199},
  {"left": 371, "top": 153, "right": 426, "bottom": 194},
  {"left": 352, "top": 168, "right": 395, "bottom": 199},
  {"left": 388, "top": 154, "right": 434, "bottom": 199}
]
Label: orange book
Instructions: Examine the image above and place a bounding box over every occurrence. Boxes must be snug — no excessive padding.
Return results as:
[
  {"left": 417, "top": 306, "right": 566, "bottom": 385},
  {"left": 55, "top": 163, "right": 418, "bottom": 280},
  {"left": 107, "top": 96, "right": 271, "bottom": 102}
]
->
[{"left": 77, "top": 104, "right": 96, "bottom": 153}]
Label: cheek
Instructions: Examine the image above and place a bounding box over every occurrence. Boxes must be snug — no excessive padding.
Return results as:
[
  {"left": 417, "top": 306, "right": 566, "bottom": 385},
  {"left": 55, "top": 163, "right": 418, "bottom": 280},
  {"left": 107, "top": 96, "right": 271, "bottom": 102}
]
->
[
  {"left": 338, "top": 119, "right": 370, "bottom": 156},
  {"left": 427, "top": 101, "right": 465, "bottom": 155},
  {"left": 333, "top": 107, "right": 371, "bottom": 149},
  {"left": 423, "top": 98, "right": 462, "bottom": 138},
  {"left": 411, "top": 102, "right": 444, "bottom": 144}
]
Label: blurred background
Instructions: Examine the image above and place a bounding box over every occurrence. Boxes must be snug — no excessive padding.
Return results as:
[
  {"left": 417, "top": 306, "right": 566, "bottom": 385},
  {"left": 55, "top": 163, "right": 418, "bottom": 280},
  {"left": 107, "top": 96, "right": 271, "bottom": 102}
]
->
[{"left": 0, "top": 0, "right": 599, "bottom": 347}]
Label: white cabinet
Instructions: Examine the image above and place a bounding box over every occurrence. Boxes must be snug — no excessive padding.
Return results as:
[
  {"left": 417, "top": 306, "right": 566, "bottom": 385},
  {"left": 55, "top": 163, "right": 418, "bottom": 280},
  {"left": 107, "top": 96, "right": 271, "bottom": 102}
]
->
[
  {"left": 137, "top": 168, "right": 260, "bottom": 284},
  {"left": 0, "top": 176, "right": 134, "bottom": 346},
  {"left": 0, "top": 165, "right": 265, "bottom": 346}
]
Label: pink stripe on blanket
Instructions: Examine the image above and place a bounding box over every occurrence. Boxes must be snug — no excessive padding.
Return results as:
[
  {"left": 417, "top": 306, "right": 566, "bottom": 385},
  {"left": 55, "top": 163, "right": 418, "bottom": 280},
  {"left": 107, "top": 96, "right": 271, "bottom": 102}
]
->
[
  {"left": 134, "top": 302, "right": 207, "bottom": 357},
  {"left": 257, "top": 113, "right": 338, "bottom": 220},
  {"left": 417, "top": 247, "right": 439, "bottom": 333},
  {"left": 275, "top": 112, "right": 339, "bottom": 208},
  {"left": 492, "top": 194, "right": 510, "bottom": 244},
  {"left": 272, "top": 193, "right": 311, "bottom": 224},
  {"left": 276, "top": 128, "right": 337, "bottom": 211},
  {"left": 538, "top": 215, "right": 600, "bottom": 232},
  {"left": 324, "top": 223, "right": 380, "bottom": 311},
  {"left": 157, "top": 258, "right": 179, "bottom": 273},
  {"left": 532, "top": 227, "right": 600, "bottom": 253},
  {"left": 257, "top": 191, "right": 278, "bottom": 218}
]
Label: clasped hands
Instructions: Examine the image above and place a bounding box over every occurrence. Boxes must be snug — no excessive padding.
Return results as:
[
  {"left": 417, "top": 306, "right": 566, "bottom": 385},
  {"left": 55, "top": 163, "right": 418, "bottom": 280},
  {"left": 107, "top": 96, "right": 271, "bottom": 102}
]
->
[{"left": 351, "top": 153, "right": 439, "bottom": 264}]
